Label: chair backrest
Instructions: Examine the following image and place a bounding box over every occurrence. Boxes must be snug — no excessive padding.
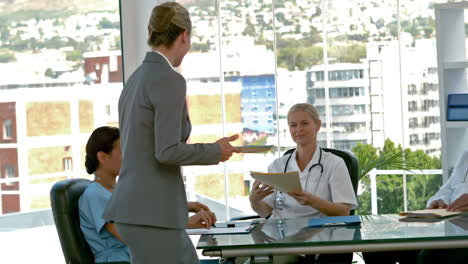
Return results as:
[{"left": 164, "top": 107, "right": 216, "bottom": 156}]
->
[
  {"left": 50, "top": 178, "right": 94, "bottom": 264},
  {"left": 283, "top": 147, "right": 359, "bottom": 214}
]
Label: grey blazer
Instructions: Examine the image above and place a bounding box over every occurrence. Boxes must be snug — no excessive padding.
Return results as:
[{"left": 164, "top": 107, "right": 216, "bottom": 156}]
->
[{"left": 103, "top": 52, "right": 221, "bottom": 229}]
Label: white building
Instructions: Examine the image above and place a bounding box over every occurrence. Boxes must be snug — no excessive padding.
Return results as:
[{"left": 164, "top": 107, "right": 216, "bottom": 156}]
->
[
  {"left": 306, "top": 63, "right": 371, "bottom": 151},
  {"left": 367, "top": 37, "right": 441, "bottom": 155}
]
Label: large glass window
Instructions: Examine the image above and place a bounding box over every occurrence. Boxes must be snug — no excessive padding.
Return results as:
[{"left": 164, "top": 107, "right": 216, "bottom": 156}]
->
[
  {"left": 0, "top": 0, "right": 122, "bottom": 216},
  {"left": 176, "top": 0, "right": 446, "bottom": 219},
  {"left": 4, "top": 166, "right": 15, "bottom": 187},
  {"left": 0, "top": 0, "right": 449, "bottom": 222},
  {"left": 3, "top": 120, "right": 12, "bottom": 139},
  {"left": 176, "top": 0, "right": 446, "bottom": 220}
]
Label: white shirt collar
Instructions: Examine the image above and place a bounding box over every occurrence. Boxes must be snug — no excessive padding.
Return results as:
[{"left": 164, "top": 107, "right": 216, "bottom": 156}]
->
[
  {"left": 290, "top": 146, "right": 321, "bottom": 173},
  {"left": 153, "top": 50, "right": 176, "bottom": 71}
]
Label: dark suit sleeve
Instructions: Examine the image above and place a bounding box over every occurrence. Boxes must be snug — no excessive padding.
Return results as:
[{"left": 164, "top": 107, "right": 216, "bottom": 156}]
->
[{"left": 151, "top": 72, "right": 221, "bottom": 165}]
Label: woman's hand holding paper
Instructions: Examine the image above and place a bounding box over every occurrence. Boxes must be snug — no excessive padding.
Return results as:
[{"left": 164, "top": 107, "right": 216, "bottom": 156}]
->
[
  {"left": 249, "top": 180, "right": 275, "bottom": 203},
  {"left": 288, "top": 190, "right": 315, "bottom": 206}
]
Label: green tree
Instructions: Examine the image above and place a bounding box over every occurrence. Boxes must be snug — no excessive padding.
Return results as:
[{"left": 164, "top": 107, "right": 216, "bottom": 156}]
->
[
  {"left": 328, "top": 44, "right": 366, "bottom": 63},
  {"left": 114, "top": 36, "right": 121, "bottom": 50},
  {"left": 44, "top": 68, "right": 55, "bottom": 78},
  {"left": 65, "top": 50, "right": 83, "bottom": 62},
  {"left": 277, "top": 45, "right": 323, "bottom": 70},
  {"left": 191, "top": 42, "right": 210, "bottom": 53},
  {"left": 0, "top": 50, "right": 15, "bottom": 63},
  {"left": 353, "top": 139, "right": 442, "bottom": 215},
  {"left": 98, "top": 18, "right": 119, "bottom": 29},
  {"left": 243, "top": 21, "right": 256, "bottom": 37},
  {"left": 386, "top": 21, "right": 398, "bottom": 38}
]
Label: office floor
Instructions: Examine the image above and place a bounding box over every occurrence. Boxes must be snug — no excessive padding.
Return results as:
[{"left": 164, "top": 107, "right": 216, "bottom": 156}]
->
[{"left": 1, "top": 225, "right": 65, "bottom": 263}]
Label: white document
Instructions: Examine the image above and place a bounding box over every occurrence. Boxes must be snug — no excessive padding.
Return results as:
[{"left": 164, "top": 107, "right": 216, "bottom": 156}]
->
[
  {"left": 250, "top": 171, "right": 302, "bottom": 193},
  {"left": 186, "top": 226, "right": 251, "bottom": 235}
]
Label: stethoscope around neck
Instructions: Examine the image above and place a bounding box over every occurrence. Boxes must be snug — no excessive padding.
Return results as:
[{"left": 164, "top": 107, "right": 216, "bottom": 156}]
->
[
  {"left": 276, "top": 147, "right": 324, "bottom": 208},
  {"left": 284, "top": 147, "right": 324, "bottom": 175}
]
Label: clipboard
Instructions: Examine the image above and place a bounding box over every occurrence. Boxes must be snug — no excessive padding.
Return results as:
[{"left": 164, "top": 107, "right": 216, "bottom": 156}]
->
[{"left": 308, "top": 215, "right": 361, "bottom": 228}]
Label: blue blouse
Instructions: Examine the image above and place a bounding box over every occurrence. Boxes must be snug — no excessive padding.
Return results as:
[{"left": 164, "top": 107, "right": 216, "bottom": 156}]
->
[{"left": 79, "top": 182, "right": 130, "bottom": 263}]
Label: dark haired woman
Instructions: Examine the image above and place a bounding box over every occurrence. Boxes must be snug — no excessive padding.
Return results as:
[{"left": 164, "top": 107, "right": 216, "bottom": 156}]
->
[
  {"left": 79, "top": 126, "right": 129, "bottom": 264},
  {"left": 79, "top": 126, "right": 218, "bottom": 264}
]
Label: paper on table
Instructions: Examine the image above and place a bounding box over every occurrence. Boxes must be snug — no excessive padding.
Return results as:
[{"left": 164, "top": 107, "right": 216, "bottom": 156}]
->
[
  {"left": 250, "top": 171, "right": 302, "bottom": 193},
  {"left": 186, "top": 226, "right": 252, "bottom": 235},
  {"left": 399, "top": 208, "right": 462, "bottom": 219}
]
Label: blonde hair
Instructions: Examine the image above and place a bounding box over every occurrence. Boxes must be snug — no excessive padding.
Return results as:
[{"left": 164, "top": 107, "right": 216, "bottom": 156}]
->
[
  {"left": 147, "top": 2, "right": 192, "bottom": 48},
  {"left": 287, "top": 103, "right": 321, "bottom": 123}
]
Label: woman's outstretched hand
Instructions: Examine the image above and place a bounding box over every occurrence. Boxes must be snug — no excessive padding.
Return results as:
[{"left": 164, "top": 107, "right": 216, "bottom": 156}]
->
[{"left": 216, "top": 134, "right": 240, "bottom": 162}]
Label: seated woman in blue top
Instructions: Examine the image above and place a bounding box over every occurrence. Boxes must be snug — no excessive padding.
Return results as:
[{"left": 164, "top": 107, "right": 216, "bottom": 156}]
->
[{"left": 79, "top": 126, "right": 217, "bottom": 264}]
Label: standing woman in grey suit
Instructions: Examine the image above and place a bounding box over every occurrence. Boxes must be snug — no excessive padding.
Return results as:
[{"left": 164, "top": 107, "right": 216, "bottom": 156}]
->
[{"left": 103, "top": 2, "right": 239, "bottom": 264}]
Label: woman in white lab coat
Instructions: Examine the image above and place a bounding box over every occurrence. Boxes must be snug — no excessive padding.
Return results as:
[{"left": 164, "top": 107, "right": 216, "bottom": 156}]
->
[
  {"left": 249, "top": 103, "right": 358, "bottom": 264},
  {"left": 249, "top": 103, "right": 358, "bottom": 219}
]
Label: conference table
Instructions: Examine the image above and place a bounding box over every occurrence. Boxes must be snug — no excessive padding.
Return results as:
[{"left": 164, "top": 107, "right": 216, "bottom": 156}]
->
[{"left": 197, "top": 214, "right": 468, "bottom": 263}]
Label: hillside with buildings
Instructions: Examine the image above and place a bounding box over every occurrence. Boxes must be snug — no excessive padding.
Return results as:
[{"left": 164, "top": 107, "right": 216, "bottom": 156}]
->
[{"left": 0, "top": 0, "right": 117, "bottom": 13}]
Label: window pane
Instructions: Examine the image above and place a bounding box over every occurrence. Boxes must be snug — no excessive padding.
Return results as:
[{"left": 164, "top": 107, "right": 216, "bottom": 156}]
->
[
  {"left": 399, "top": 0, "right": 443, "bottom": 154},
  {"left": 180, "top": 0, "right": 230, "bottom": 220},
  {"left": 222, "top": 0, "right": 278, "bottom": 220},
  {"left": 3, "top": 119, "right": 13, "bottom": 139},
  {"left": 182, "top": 0, "right": 279, "bottom": 220},
  {"left": 0, "top": 1, "right": 122, "bottom": 216},
  {"left": 277, "top": 0, "right": 322, "bottom": 151}
]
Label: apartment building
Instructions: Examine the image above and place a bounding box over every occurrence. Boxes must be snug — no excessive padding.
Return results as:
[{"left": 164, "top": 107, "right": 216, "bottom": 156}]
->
[{"left": 306, "top": 63, "right": 371, "bottom": 151}]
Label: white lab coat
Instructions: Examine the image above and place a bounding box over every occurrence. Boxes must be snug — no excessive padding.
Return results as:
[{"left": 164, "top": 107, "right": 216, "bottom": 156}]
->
[
  {"left": 427, "top": 150, "right": 468, "bottom": 206},
  {"left": 263, "top": 147, "right": 358, "bottom": 219}
]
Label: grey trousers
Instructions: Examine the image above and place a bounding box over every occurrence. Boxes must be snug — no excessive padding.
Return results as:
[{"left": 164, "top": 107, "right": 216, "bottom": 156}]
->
[{"left": 116, "top": 223, "right": 199, "bottom": 264}]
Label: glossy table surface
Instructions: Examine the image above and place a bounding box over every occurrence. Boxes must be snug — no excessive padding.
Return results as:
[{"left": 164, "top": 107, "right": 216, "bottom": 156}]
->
[{"left": 197, "top": 214, "right": 468, "bottom": 257}]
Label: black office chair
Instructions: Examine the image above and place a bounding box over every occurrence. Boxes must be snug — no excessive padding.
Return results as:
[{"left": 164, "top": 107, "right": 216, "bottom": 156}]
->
[
  {"left": 231, "top": 147, "right": 359, "bottom": 220},
  {"left": 50, "top": 178, "right": 94, "bottom": 264}
]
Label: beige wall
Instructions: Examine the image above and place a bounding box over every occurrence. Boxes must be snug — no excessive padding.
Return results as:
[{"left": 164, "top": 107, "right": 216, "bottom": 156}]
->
[
  {"left": 195, "top": 173, "right": 245, "bottom": 200},
  {"left": 187, "top": 94, "right": 241, "bottom": 125},
  {"left": 26, "top": 102, "right": 70, "bottom": 136},
  {"left": 79, "top": 100, "right": 94, "bottom": 133},
  {"left": 28, "top": 146, "right": 72, "bottom": 175}
]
